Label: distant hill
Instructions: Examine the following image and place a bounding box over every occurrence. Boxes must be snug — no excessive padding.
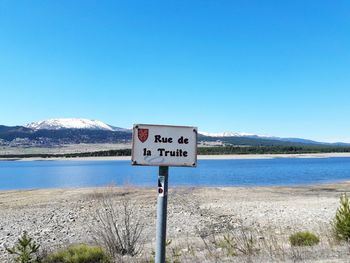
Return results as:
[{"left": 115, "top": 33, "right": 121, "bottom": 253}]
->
[
  {"left": 0, "top": 118, "right": 349, "bottom": 147},
  {"left": 0, "top": 126, "right": 130, "bottom": 145},
  {"left": 197, "top": 134, "right": 334, "bottom": 147}
]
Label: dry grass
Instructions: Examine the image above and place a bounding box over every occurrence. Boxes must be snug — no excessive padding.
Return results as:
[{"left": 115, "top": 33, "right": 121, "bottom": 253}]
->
[
  {"left": 84, "top": 187, "right": 350, "bottom": 263},
  {"left": 129, "top": 219, "right": 350, "bottom": 263}
]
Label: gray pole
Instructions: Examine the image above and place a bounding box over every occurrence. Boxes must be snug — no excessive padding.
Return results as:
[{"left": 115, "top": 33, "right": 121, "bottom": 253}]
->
[{"left": 155, "top": 166, "right": 169, "bottom": 263}]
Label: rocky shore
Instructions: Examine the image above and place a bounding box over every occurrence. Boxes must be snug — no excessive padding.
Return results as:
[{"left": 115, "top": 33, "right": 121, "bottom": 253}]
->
[{"left": 1, "top": 183, "right": 350, "bottom": 262}]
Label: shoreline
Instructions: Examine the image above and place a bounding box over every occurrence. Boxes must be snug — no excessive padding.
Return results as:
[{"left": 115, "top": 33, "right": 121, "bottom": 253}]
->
[
  {"left": 2, "top": 182, "right": 350, "bottom": 262},
  {"left": 1, "top": 179, "right": 350, "bottom": 192},
  {"left": 2, "top": 152, "right": 350, "bottom": 161}
]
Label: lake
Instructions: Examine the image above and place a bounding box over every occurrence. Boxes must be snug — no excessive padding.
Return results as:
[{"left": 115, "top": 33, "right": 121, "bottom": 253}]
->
[{"left": 1, "top": 157, "right": 350, "bottom": 190}]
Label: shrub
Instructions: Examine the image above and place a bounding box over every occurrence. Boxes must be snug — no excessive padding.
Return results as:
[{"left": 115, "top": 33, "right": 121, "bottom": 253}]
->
[
  {"left": 233, "top": 226, "right": 257, "bottom": 255},
  {"left": 6, "top": 231, "right": 41, "bottom": 263},
  {"left": 289, "top": 231, "right": 320, "bottom": 246},
  {"left": 44, "top": 244, "right": 111, "bottom": 263},
  {"left": 215, "top": 234, "right": 237, "bottom": 256},
  {"left": 215, "top": 226, "right": 257, "bottom": 256},
  {"left": 333, "top": 193, "right": 350, "bottom": 241},
  {"left": 91, "top": 188, "right": 144, "bottom": 258}
]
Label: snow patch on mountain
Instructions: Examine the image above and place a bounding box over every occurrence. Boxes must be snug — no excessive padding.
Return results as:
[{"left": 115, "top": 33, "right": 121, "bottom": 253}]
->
[
  {"left": 199, "top": 131, "right": 273, "bottom": 138},
  {"left": 25, "top": 118, "right": 124, "bottom": 131}
]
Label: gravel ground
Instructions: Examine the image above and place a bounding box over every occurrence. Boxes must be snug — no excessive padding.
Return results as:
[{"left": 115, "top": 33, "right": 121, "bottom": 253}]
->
[{"left": 1, "top": 183, "right": 350, "bottom": 262}]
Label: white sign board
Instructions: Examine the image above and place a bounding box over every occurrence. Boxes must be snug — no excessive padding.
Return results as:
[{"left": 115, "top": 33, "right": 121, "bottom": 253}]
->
[{"left": 132, "top": 124, "right": 197, "bottom": 167}]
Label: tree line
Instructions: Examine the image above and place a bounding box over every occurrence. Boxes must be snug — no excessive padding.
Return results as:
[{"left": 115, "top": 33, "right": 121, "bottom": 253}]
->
[{"left": 2, "top": 146, "right": 350, "bottom": 159}]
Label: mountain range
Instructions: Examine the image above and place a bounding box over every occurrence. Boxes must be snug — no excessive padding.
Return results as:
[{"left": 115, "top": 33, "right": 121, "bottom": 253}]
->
[
  {"left": 25, "top": 118, "right": 128, "bottom": 132},
  {"left": 0, "top": 118, "right": 348, "bottom": 147}
]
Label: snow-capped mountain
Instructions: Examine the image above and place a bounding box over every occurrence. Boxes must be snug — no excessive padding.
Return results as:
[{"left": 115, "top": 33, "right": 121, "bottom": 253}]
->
[
  {"left": 1, "top": 120, "right": 349, "bottom": 147},
  {"left": 199, "top": 131, "right": 273, "bottom": 138},
  {"left": 25, "top": 118, "right": 126, "bottom": 131},
  {"left": 199, "top": 131, "right": 331, "bottom": 145}
]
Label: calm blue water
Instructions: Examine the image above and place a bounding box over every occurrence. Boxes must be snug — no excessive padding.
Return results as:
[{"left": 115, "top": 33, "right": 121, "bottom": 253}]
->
[{"left": 1, "top": 158, "right": 350, "bottom": 190}]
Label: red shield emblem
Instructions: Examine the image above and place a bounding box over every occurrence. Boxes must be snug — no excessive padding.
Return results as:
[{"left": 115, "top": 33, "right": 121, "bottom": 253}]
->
[{"left": 138, "top": 129, "right": 149, "bottom": 143}]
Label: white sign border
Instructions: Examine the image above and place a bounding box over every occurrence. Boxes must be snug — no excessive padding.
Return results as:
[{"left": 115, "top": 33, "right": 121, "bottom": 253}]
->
[{"left": 131, "top": 124, "right": 198, "bottom": 167}]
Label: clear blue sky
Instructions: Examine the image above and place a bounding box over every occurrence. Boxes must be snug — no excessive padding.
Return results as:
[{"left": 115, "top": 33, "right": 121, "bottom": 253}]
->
[{"left": 0, "top": 1, "right": 349, "bottom": 142}]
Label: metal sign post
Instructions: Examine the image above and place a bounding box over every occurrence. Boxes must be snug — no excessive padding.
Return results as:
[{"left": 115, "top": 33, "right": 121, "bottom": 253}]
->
[
  {"left": 131, "top": 124, "right": 197, "bottom": 263},
  {"left": 155, "top": 166, "right": 169, "bottom": 263}
]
